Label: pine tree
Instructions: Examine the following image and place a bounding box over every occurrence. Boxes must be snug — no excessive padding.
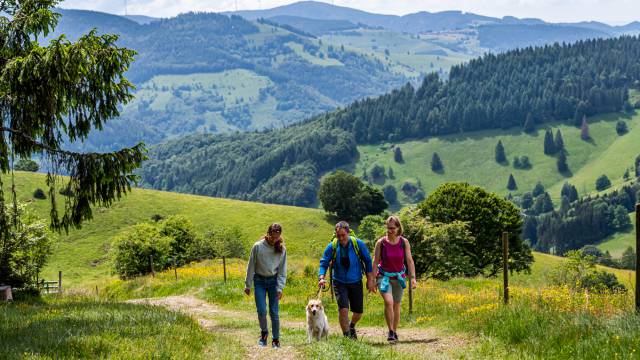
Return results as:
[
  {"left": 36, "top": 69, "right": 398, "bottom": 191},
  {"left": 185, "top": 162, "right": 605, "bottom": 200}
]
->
[
  {"left": 561, "top": 182, "right": 578, "bottom": 202},
  {"left": 543, "top": 129, "right": 556, "bottom": 155},
  {"left": 394, "top": 147, "right": 404, "bottom": 163},
  {"left": 495, "top": 140, "right": 506, "bottom": 163},
  {"left": 524, "top": 113, "right": 535, "bottom": 133},
  {"left": 431, "top": 152, "right": 443, "bottom": 172},
  {"left": 557, "top": 151, "right": 569, "bottom": 173},
  {"left": 507, "top": 174, "right": 517, "bottom": 190},
  {"left": 581, "top": 116, "right": 590, "bottom": 140},
  {"left": 532, "top": 182, "right": 545, "bottom": 197},
  {"left": 554, "top": 129, "right": 565, "bottom": 153},
  {"left": 388, "top": 167, "right": 395, "bottom": 179}
]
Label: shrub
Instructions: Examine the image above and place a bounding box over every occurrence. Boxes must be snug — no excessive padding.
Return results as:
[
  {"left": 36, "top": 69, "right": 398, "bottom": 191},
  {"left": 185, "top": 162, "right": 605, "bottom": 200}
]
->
[
  {"left": 358, "top": 214, "right": 386, "bottom": 249},
  {"left": 549, "top": 251, "right": 626, "bottom": 293},
  {"left": 188, "top": 226, "right": 246, "bottom": 262},
  {"left": 111, "top": 223, "right": 172, "bottom": 278},
  {"left": 33, "top": 188, "right": 46, "bottom": 199},
  {"left": 616, "top": 121, "right": 628, "bottom": 135},
  {"left": 595, "top": 175, "right": 611, "bottom": 191},
  {"left": 159, "top": 215, "right": 198, "bottom": 265},
  {"left": 14, "top": 158, "right": 38, "bottom": 172}
]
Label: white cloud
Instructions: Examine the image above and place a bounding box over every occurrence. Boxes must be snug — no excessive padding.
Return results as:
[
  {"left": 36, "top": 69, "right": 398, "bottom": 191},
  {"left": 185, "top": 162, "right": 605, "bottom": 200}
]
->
[{"left": 59, "top": 0, "right": 639, "bottom": 24}]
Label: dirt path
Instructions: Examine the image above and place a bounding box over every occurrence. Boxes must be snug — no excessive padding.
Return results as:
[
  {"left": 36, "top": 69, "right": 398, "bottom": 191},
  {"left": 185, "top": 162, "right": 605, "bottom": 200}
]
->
[{"left": 127, "top": 295, "right": 469, "bottom": 359}]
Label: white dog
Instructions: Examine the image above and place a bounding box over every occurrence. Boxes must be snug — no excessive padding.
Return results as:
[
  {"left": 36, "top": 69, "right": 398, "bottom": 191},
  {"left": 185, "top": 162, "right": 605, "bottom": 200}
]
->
[{"left": 306, "top": 299, "right": 329, "bottom": 342}]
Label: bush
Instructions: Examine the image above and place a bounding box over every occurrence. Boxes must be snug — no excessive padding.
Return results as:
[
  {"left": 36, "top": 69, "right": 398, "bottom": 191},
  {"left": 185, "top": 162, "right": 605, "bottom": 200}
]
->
[
  {"left": 616, "top": 121, "right": 628, "bottom": 135},
  {"left": 595, "top": 175, "right": 611, "bottom": 191},
  {"left": 33, "top": 188, "right": 46, "bottom": 199},
  {"left": 382, "top": 185, "right": 397, "bottom": 204},
  {"left": 358, "top": 214, "right": 386, "bottom": 249},
  {"left": 188, "top": 226, "right": 246, "bottom": 262},
  {"left": 158, "top": 215, "right": 198, "bottom": 265},
  {"left": 111, "top": 223, "right": 172, "bottom": 278},
  {"left": 14, "top": 158, "right": 38, "bottom": 172},
  {"left": 549, "top": 251, "right": 626, "bottom": 293}
]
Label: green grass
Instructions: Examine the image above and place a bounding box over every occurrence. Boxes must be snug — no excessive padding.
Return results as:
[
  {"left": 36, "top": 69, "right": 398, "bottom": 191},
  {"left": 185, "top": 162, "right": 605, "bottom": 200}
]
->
[
  {"left": 321, "top": 29, "right": 472, "bottom": 79},
  {"left": 0, "top": 295, "right": 235, "bottom": 359},
  {"left": 355, "top": 111, "right": 639, "bottom": 207},
  {"left": 598, "top": 213, "right": 636, "bottom": 257},
  {"left": 7, "top": 172, "right": 336, "bottom": 288}
]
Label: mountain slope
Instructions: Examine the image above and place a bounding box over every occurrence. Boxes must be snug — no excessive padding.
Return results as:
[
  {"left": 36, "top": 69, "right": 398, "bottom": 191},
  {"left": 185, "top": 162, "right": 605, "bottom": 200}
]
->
[{"left": 48, "top": 9, "right": 409, "bottom": 151}]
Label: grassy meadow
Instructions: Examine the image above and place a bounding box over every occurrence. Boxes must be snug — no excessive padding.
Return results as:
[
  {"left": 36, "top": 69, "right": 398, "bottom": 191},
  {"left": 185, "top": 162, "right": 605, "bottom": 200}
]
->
[{"left": 355, "top": 111, "right": 639, "bottom": 207}]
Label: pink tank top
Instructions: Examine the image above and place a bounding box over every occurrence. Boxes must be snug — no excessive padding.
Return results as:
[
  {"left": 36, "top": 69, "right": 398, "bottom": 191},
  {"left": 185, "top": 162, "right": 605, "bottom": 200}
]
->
[{"left": 379, "top": 236, "right": 405, "bottom": 273}]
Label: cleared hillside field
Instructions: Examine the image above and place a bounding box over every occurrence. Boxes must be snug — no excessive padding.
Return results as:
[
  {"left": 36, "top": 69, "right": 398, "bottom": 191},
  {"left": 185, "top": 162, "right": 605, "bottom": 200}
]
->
[
  {"left": 356, "top": 111, "right": 639, "bottom": 206},
  {"left": 8, "top": 172, "right": 336, "bottom": 288}
]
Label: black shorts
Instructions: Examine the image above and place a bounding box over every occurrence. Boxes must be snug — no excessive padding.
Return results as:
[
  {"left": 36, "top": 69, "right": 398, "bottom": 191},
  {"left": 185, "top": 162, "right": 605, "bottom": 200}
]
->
[{"left": 333, "top": 280, "right": 364, "bottom": 314}]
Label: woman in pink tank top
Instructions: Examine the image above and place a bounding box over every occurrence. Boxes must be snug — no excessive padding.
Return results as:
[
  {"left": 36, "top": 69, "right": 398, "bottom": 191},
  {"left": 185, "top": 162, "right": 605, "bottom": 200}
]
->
[{"left": 373, "top": 215, "right": 417, "bottom": 342}]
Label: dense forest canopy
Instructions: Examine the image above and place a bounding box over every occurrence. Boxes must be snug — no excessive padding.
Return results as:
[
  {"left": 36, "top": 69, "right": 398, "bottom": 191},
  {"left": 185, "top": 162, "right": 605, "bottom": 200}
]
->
[{"left": 140, "top": 36, "right": 640, "bottom": 208}]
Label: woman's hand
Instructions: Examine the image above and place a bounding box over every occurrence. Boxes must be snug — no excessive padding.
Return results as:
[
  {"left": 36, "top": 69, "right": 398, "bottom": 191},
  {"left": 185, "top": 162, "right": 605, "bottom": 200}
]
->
[
  {"left": 277, "top": 291, "right": 283, "bottom": 300},
  {"left": 244, "top": 287, "right": 250, "bottom": 295},
  {"left": 411, "top": 278, "right": 417, "bottom": 289}
]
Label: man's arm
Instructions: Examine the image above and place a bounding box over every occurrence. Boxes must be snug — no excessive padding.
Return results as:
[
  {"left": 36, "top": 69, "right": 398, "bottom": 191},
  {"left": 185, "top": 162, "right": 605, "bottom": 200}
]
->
[
  {"left": 358, "top": 239, "right": 376, "bottom": 292},
  {"left": 318, "top": 243, "right": 332, "bottom": 288}
]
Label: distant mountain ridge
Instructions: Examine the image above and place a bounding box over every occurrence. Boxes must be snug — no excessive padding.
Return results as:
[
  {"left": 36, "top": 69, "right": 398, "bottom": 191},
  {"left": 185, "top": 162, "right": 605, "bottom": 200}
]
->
[{"left": 227, "top": 1, "right": 638, "bottom": 35}]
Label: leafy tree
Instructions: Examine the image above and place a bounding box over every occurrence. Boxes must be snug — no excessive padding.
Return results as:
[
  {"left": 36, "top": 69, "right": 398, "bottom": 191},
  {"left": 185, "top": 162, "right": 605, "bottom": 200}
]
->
[
  {"left": 612, "top": 205, "right": 631, "bottom": 230},
  {"left": 532, "top": 182, "right": 545, "bottom": 197},
  {"left": 207, "top": 226, "right": 246, "bottom": 280},
  {"left": 431, "top": 152, "right": 443, "bottom": 172},
  {"left": 507, "top": 174, "right": 517, "bottom": 190},
  {"left": 523, "top": 113, "right": 535, "bottom": 133},
  {"left": 0, "top": 2, "right": 146, "bottom": 255},
  {"left": 33, "top": 188, "right": 46, "bottom": 200},
  {"left": 561, "top": 182, "right": 579, "bottom": 202},
  {"left": 557, "top": 151, "right": 569, "bottom": 173},
  {"left": 393, "top": 147, "right": 404, "bottom": 163},
  {"left": 370, "top": 164, "right": 386, "bottom": 180},
  {"left": 513, "top": 156, "right": 521, "bottom": 168},
  {"left": 0, "top": 203, "right": 53, "bottom": 288},
  {"left": 616, "top": 121, "right": 628, "bottom": 135},
  {"left": 519, "top": 156, "right": 531, "bottom": 169},
  {"left": 318, "top": 170, "right": 387, "bottom": 222},
  {"left": 533, "top": 192, "right": 554, "bottom": 214},
  {"left": 111, "top": 223, "right": 172, "bottom": 278},
  {"left": 619, "top": 246, "right": 636, "bottom": 270},
  {"left": 158, "top": 215, "right": 198, "bottom": 265},
  {"left": 418, "top": 182, "right": 533, "bottom": 276},
  {"left": 581, "top": 116, "right": 591, "bottom": 140},
  {"left": 580, "top": 245, "right": 603, "bottom": 258},
  {"left": 543, "top": 129, "right": 556, "bottom": 155},
  {"left": 400, "top": 208, "right": 476, "bottom": 280},
  {"left": 14, "top": 159, "right": 39, "bottom": 172},
  {"left": 358, "top": 214, "right": 386, "bottom": 249},
  {"left": 554, "top": 129, "right": 565, "bottom": 153},
  {"left": 595, "top": 175, "right": 611, "bottom": 191},
  {"left": 382, "top": 185, "right": 397, "bottom": 204},
  {"left": 495, "top": 140, "right": 506, "bottom": 163}
]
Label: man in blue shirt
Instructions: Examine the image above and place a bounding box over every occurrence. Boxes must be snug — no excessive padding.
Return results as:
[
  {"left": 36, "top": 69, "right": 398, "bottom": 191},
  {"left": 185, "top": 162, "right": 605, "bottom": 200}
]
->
[{"left": 318, "top": 221, "right": 375, "bottom": 339}]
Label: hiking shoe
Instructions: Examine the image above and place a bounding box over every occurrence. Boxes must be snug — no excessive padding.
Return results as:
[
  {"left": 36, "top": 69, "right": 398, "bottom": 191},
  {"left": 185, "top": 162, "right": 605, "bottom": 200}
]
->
[
  {"left": 272, "top": 339, "right": 280, "bottom": 349},
  {"left": 387, "top": 330, "right": 395, "bottom": 342},
  {"left": 349, "top": 327, "right": 357, "bottom": 340},
  {"left": 258, "top": 331, "right": 268, "bottom": 347},
  {"left": 393, "top": 331, "right": 399, "bottom": 342}
]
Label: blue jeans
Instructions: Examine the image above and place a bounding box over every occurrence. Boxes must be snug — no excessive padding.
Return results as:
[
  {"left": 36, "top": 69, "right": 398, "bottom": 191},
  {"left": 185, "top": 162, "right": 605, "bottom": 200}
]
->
[{"left": 254, "top": 274, "right": 280, "bottom": 339}]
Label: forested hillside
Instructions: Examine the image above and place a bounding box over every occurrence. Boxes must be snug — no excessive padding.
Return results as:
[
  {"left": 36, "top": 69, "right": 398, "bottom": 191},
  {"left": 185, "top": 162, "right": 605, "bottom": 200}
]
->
[
  {"left": 50, "top": 9, "right": 408, "bottom": 151},
  {"left": 140, "top": 36, "right": 640, "bottom": 207}
]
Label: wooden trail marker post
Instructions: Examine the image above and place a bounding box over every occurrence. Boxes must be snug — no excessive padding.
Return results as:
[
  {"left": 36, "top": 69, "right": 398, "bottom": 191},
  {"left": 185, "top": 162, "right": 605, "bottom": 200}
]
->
[
  {"left": 150, "top": 255, "right": 155, "bottom": 277},
  {"left": 58, "top": 271, "right": 62, "bottom": 294},
  {"left": 502, "top": 231, "right": 509, "bottom": 305},
  {"left": 223, "top": 257, "right": 227, "bottom": 283},
  {"left": 635, "top": 204, "right": 639, "bottom": 312}
]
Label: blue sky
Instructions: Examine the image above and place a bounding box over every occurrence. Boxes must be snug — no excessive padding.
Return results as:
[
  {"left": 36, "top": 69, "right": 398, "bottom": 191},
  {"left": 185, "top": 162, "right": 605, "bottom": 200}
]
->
[{"left": 59, "top": 0, "right": 639, "bottom": 25}]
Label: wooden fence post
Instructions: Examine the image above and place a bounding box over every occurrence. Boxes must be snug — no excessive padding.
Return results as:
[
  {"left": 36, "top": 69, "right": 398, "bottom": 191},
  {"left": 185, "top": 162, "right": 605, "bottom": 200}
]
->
[
  {"left": 174, "top": 258, "right": 178, "bottom": 281},
  {"left": 223, "top": 257, "right": 227, "bottom": 283},
  {"left": 502, "top": 231, "right": 509, "bottom": 305},
  {"left": 635, "top": 204, "right": 639, "bottom": 312},
  {"left": 58, "top": 271, "right": 62, "bottom": 294},
  {"left": 150, "top": 255, "right": 155, "bottom": 277}
]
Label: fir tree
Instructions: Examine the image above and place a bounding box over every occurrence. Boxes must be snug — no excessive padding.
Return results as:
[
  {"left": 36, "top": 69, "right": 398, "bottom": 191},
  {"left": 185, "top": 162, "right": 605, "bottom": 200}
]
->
[
  {"left": 388, "top": 167, "right": 394, "bottom": 179},
  {"left": 431, "top": 152, "right": 443, "bottom": 172},
  {"left": 543, "top": 129, "right": 556, "bottom": 155},
  {"left": 561, "top": 182, "right": 578, "bottom": 202},
  {"left": 581, "top": 116, "right": 590, "bottom": 140},
  {"left": 554, "top": 129, "right": 565, "bottom": 153},
  {"left": 532, "top": 182, "right": 545, "bottom": 197},
  {"left": 507, "top": 174, "right": 517, "bottom": 190},
  {"left": 495, "top": 140, "right": 506, "bottom": 163},
  {"left": 557, "top": 151, "right": 569, "bottom": 173},
  {"left": 524, "top": 113, "right": 535, "bottom": 133},
  {"left": 394, "top": 147, "right": 404, "bottom": 163}
]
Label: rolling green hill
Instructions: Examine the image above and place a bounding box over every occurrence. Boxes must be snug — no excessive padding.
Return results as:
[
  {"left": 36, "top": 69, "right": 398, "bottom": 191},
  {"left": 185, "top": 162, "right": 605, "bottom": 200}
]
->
[
  {"left": 10, "top": 172, "right": 336, "bottom": 287},
  {"left": 356, "top": 111, "right": 640, "bottom": 207}
]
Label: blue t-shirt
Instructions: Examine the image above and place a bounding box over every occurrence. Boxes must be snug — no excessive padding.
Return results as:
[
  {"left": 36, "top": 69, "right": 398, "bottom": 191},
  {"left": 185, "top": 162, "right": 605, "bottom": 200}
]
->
[{"left": 318, "top": 238, "right": 373, "bottom": 284}]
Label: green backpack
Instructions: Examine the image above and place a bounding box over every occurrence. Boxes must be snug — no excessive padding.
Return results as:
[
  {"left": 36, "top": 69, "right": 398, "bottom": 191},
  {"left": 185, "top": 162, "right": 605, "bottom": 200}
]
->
[{"left": 329, "top": 229, "right": 367, "bottom": 274}]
